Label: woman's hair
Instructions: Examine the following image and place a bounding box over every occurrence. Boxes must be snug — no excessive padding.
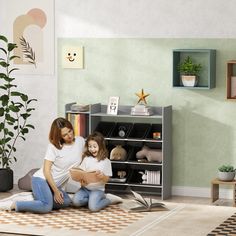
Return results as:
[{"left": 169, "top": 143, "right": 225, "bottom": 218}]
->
[
  {"left": 49, "top": 117, "right": 74, "bottom": 149},
  {"left": 83, "top": 131, "right": 108, "bottom": 161}
]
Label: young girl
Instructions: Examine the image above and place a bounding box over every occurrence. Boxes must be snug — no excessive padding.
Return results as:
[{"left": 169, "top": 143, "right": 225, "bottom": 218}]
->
[
  {"left": 0, "top": 117, "right": 85, "bottom": 213},
  {"left": 71, "top": 131, "right": 113, "bottom": 212}
]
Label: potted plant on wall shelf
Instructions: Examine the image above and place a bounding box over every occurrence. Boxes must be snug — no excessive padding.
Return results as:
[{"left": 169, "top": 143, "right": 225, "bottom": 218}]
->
[
  {"left": 0, "top": 35, "right": 37, "bottom": 191},
  {"left": 177, "top": 56, "right": 202, "bottom": 87},
  {"left": 218, "top": 164, "right": 235, "bottom": 181}
]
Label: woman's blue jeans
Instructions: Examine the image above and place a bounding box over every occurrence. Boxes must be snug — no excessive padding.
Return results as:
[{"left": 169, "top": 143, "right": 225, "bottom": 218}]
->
[
  {"left": 72, "top": 187, "right": 111, "bottom": 212},
  {"left": 15, "top": 177, "right": 71, "bottom": 213}
]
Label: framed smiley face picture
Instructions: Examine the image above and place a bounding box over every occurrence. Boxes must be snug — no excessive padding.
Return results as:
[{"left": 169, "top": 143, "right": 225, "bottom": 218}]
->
[{"left": 62, "top": 46, "right": 84, "bottom": 69}]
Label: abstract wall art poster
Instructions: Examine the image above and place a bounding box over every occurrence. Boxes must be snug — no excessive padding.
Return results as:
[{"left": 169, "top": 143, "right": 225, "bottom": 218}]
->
[{"left": 0, "top": 0, "right": 54, "bottom": 75}]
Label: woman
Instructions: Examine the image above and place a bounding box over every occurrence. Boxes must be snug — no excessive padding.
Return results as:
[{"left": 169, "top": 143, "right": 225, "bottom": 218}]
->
[{"left": 0, "top": 117, "right": 85, "bottom": 213}]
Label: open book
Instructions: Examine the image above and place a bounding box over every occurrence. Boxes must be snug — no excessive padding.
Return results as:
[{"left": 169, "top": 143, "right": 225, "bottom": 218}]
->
[
  {"left": 130, "top": 190, "right": 168, "bottom": 212},
  {"left": 70, "top": 168, "right": 101, "bottom": 184}
]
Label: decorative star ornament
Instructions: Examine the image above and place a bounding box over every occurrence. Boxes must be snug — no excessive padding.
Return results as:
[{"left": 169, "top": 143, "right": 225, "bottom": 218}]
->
[{"left": 135, "top": 89, "right": 150, "bottom": 105}]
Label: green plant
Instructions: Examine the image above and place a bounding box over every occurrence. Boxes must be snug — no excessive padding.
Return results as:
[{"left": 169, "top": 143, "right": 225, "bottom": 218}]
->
[
  {"left": 178, "top": 56, "right": 202, "bottom": 76},
  {"left": 218, "top": 164, "right": 235, "bottom": 172},
  {"left": 0, "top": 35, "right": 37, "bottom": 168}
]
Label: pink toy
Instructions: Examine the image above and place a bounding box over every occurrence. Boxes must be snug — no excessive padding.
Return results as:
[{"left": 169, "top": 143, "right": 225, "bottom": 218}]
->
[{"left": 136, "top": 146, "right": 162, "bottom": 162}]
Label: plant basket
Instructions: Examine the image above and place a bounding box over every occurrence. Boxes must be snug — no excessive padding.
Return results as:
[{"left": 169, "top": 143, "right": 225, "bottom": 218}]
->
[{"left": 0, "top": 168, "right": 13, "bottom": 191}]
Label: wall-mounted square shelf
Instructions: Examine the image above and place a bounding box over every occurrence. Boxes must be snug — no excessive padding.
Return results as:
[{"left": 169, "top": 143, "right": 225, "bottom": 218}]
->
[
  {"left": 173, "top": 49, "right": 216, "bottom": 89},
  {"left": 226, "top": 60, "right": 236, "bottom": 99}
]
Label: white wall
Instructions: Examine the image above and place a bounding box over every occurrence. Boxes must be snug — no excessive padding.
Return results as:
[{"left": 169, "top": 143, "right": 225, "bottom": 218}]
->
[
  {"left": 11, "top": 75, "right": 57, "bottom": 181},
  {"left": 56, "top": 0, "right": 236, "bottom": 38},
  {"left": 2, "top": 0, "right": 236, "bottom": 182}
]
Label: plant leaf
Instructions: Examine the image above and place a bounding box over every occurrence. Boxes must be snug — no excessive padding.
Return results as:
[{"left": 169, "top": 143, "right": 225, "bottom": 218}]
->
[
  {"left": 0, "top": 35, "right": 8, "bottom": 43},
  {"left": 0, "top": 61, "right": 8, "bottom": 67},
  {"left": 26, "top": 124, "right": 35, "bottom": 129},
  {"left": 9, "top": 55, "right": 20, "bottom": 61},
  {"left": 9, "top": 68, "right": 19, "bottom": 74},
  {"left": 8, "top": 43, "right": 17, "bottom": 52},
  {"left": 21, "top": 94, "right": 28, "bottom": 101},
  {"left": 0, "top": 107, "right": 4, "bottom": 116},
  {"left": 0, "top": 48, "right": 7, "bottom": 55}
]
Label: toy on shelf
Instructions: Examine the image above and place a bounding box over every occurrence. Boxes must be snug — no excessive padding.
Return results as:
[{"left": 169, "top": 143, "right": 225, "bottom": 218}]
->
[
  {"left": 136, "top": 146, "right": 162, "bottom": 162},
  {"left": 117, "top": 171, "right": 127, "bottom": 179},
  {"left": 131, "top": 89, "right": 153, "bottom": 116},
  {"left": 110, "top": 145, "right": 127, "bottom": 161},
  {"left": 109, "top": 170, "right": 127, "bottom": 183}
]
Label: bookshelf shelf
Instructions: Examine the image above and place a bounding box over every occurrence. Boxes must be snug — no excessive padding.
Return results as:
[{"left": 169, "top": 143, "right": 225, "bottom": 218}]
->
[{"left": 65, "top": 103, "right": 172, "bottom": 200}]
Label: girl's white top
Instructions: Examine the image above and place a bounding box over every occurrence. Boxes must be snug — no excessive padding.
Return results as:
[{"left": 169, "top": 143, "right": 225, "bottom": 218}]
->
[
  {"left": 33, "top": 136, "right": 85, "bottom": 188},
  {"left": 80, "top": 156, "right": 112, "bottom": 191}
]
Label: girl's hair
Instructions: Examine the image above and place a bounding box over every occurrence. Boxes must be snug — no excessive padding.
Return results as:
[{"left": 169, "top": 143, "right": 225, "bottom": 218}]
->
[
  {"left": 83, "top": 131, "right": 108, "bottom": 161},
  {"left": 49, "top": 117, "right": 74, "bottom": 149}
]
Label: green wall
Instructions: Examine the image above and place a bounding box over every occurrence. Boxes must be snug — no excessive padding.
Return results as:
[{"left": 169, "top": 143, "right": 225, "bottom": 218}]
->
[{"left": 58, "top": 38, "right": 236, "bottom": 188}]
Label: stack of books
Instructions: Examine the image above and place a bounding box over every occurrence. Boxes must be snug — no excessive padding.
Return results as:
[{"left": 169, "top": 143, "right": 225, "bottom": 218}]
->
[
  {"left": 131, "top": 105, "right": 153, "bottom": 116},
  {"left": 146, "top": 170, "right": 160, "bottom": 185},
  {"left": 71, "top": 104, "right": 89, "bottom": 112}
]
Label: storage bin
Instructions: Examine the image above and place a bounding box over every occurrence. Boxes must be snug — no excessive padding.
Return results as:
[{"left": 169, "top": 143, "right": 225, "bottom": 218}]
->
[
  {"left": 127, "top": 146, "right": 141, "bottom": 162},
  {"left": 128, "top": 123, "right": 151, "bottom": 139},
  {"left": 145, "top": 124, "right": 162, "bottom": 140},
  {"left": 109, "top": 166, "right": 128, "bottom": 183},
  {"left": 94, "top": 122, "right": 115, "bottom": 137},
  {"left": 127, "top": 170, "right": 143, "bottom": 184},
  {"left": 110, "top": 122, "right": 133, "bottom": 138},
  {"left": 105, "top": 184, "right": 127, "bottom": 193}
]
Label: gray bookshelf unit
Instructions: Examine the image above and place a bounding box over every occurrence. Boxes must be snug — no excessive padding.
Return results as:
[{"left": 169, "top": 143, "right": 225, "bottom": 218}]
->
[{"left": 65, "top": 103, "right": 172, "bottom": 200}]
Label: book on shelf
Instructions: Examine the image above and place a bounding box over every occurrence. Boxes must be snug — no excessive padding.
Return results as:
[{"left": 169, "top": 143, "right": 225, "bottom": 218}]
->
[
  {"left": 70, "top": 168, "right": 100, "bottom": 184},
  {"left": 146, "top": 170, "right": 160, "bottom": 185},
  {"left": 129, "top": 190, "right": 168, "bottom": 212},
  {"left": 67, "top": 113, "right": 86, "bottom": 137},
  {"left": 131, "top": 105, "right": 153, "bottom": 116}
]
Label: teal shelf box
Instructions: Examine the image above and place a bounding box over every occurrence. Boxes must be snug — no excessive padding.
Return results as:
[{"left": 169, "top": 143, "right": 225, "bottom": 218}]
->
[{"left": 173, "top": 49, "right": 216, "bottom": 89}]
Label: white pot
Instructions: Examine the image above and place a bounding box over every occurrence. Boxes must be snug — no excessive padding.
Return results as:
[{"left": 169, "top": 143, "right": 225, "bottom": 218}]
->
[
  {"left": 181, "top": 75, "right": 198, "bottom": 87},
  {"left": 218, "top": 171, "right": 235, "bottom": 181}
]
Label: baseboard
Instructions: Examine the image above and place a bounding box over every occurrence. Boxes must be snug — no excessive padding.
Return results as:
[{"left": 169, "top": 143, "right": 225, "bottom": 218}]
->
[
  {"left": 172, "top": 186, "right": 233, "bottom": 199},
  {"left": 13, "top": 175, "right": 234, "bottom": 200}
]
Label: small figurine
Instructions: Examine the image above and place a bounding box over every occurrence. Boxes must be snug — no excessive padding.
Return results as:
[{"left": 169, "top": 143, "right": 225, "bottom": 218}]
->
[
  {"left": 131, "top": 89, "right": 153, "bottom": 116},
  {"left": 135, "top": 89, "right": 150, "bottom": 105}
]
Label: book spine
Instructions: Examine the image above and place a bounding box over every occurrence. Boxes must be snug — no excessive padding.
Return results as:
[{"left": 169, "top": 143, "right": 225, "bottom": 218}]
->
[
  {"left": 80, "top": 114, "right": 86, "bottom": 137},
  {"left": 74, "top": 114, "right": 79, "bottom": 136}
]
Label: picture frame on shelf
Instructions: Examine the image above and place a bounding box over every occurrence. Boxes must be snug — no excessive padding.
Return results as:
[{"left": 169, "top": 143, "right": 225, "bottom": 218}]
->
[{"left": 107, "top": 96, "right": 119, "bottom": 115}]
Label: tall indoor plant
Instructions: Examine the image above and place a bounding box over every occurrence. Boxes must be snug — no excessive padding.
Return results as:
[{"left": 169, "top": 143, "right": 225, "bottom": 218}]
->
[{"left": 0, "top": 35, "right": 37, "bottom": 191}]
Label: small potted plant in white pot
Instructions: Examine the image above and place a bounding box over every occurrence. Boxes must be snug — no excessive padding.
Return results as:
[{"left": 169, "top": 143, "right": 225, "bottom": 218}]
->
[
  {"left": 218, "top": 164, "right": 235, "bottom": 181},
  {"left": 177, "top": 56, "right": 202, "bottom": 87}
]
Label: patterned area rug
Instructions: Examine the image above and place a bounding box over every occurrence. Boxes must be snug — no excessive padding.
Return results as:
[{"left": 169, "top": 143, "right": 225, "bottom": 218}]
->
[
  {"left": 208, "top": 213, "right": 236, "bottom": 236},
  {"left": 0, "top": 205, "right": 146, "bottom": 235},
  {"left": 0, "top": 202, "right": 235, "bottom": 236}
]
